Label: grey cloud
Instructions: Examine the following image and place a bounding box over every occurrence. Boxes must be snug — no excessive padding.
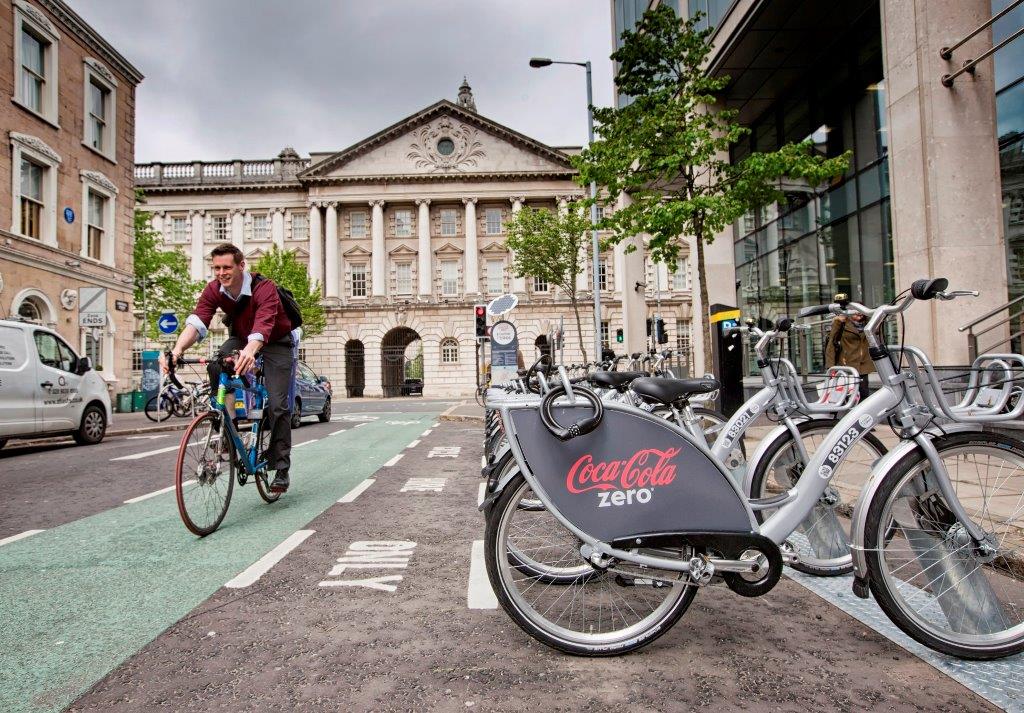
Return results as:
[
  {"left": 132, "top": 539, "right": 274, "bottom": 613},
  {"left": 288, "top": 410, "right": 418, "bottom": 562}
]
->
[{"left": 70, "top": 0, "right": 615, "bottom": 162}]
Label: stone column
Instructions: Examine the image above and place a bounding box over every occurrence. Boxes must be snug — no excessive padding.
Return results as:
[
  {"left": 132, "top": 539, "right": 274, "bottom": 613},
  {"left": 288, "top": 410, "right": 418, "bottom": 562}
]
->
[
  {"left": 230, "top": 208, "right": 244, "bottom": 254},
  {"left": 370, "top": 200, "right": 386, "bottom": 298},
  {"left": 613, "top": 194, "right": 647, "bottom": 354},
  {"left": 308, "top": 203, "right": 323, "bottom": 291},
  {"left": 882, "top": 0, "right": 1008, "bottom": 364},
  {"left": 509, "top": 197, "right": 526, "bottom": 294},
  {"left": 190, "top": 209, "right": 205, "bottom": 281},
  {"left": 463, "top": 197, "right": 479, "bottom": 296},
  {"left": 416, "top": 198, "right": 432, "bottom": 296},
  {"left": 325, "top": 202, "right": 339, "bottom": 299},
  {"left": 271, "top": 208, "right": 285, "bottom": 250}
]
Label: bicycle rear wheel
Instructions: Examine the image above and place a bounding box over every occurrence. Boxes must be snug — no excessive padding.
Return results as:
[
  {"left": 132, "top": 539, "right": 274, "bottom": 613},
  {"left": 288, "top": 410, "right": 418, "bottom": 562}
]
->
[
  {"left": 175, "top": 411, "right": 233, "bottom": 536},
  {"left": 865, "top": 432, "right": 1024, "bottom": 659},
  {"left": 145, "top": 393, "right": 175, "bottom": 423}
]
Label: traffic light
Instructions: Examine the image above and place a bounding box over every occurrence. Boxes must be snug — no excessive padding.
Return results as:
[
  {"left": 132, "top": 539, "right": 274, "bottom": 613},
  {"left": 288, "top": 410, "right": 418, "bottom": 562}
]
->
[
  {"left": 615, "top": 328, "right": 623, "bottom": 344},
  {"left": 655, "top": 317, "right": 667, "bottom": 344},
  {"left": 474, "top": 304, "right": 488, "bottom": 339}
]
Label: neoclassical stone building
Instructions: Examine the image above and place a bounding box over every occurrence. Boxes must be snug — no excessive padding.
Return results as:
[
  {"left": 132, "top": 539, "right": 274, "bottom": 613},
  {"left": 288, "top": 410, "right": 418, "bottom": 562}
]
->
[{"left": 135, "top": 84, "right": 694, "bottom": 397}]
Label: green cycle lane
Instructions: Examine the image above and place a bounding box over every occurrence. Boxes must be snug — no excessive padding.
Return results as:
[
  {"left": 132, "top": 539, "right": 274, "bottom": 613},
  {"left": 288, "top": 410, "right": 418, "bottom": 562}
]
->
[{"left": 0, "top": 412, "right": 440, "bottom": 713}]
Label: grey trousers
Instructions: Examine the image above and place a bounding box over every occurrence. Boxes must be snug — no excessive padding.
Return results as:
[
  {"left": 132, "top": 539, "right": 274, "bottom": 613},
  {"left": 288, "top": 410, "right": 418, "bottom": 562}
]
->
[{"left": 210, "top": 336, "right": 294, "bottom": 472}]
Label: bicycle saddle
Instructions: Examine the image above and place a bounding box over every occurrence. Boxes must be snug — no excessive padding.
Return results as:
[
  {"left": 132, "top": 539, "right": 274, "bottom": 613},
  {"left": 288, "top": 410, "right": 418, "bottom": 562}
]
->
[
  {"left": 631, "top": 376, "right": 720, "bottom": 405},
  {"left": 588, "top": 370, "right": 646, "bottom": 392}
]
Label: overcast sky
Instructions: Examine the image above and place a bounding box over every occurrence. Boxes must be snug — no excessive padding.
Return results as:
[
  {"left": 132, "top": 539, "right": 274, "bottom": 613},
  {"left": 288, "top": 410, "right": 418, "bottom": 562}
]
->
[{"left": 70, "top": 0, "right": 616, "bottom": 163}]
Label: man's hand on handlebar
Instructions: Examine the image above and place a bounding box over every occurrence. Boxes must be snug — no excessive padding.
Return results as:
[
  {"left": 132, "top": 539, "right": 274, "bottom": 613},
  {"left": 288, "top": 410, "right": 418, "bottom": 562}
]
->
[
  {"left": 159, "top": 350, "right": 181, "bottom": 375},
  {"left": 233, "top": 344, "right": 260, "bottom": 377}
]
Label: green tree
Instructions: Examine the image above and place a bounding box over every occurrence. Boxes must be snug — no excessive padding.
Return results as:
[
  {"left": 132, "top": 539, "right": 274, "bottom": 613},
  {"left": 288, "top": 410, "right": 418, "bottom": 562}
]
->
[
  {"left": 575, "top": 5, "right": 850, "bottom": 370},
  {"left": 250, "top": 245, "right": 326, "bottom": 338},
  {"left": 506, "top": 205, "right": 594, "bottom": 363},
  {"left": 134, "top": 191, "right": 204, "bottom": 343}
]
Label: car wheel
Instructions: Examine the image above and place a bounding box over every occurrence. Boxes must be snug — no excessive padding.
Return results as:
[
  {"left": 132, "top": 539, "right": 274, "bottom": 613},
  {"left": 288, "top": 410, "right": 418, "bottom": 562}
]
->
[
  {"left": 318, "top": 397, "right": 331, "bottom": 423},
  {"left": 74, "top": 404, "right": 107, "bottom": 445},
  {"left": 291, "top": 399, "right": 302, "bottom": 429}
]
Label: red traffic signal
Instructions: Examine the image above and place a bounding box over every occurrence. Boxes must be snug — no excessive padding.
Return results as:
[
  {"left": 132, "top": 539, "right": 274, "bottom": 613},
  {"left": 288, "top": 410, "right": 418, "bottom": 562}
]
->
[{"left": 474, "top": 305, "right": 488, "bottom": 339}]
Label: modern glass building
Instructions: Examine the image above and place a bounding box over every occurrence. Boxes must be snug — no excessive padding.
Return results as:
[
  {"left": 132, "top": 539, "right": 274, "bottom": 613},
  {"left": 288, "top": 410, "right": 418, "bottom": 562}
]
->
[{"left": 611, "top": 0, "right": 1022, "bottom": 374}]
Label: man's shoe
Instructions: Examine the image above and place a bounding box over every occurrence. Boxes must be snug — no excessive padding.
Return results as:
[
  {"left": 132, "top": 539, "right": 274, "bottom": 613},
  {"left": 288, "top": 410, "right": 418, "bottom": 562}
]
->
[{"left": 269, "top": 469, "right": 290, "bottom": 493}]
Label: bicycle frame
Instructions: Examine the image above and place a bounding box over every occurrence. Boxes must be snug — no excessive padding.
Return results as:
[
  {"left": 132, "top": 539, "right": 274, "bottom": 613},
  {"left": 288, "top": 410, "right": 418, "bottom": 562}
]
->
[{"left": 212, "top": 372, "right": 268, "bottom": 477}]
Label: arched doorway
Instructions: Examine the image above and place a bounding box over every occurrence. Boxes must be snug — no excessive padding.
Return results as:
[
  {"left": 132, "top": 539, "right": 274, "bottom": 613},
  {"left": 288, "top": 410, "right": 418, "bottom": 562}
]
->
[
  {"left": 381, "top": 327, "right": 422, "bottom": 398},
  {"left": 345, "top": 340, "right": 365, "bottom": 397}
]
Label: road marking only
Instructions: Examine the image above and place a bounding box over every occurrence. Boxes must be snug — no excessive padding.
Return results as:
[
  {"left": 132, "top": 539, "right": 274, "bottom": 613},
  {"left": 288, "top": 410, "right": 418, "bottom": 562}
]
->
[
  {"left": 110, "top": 445, "right": 180, "bottom": 461},
  {"left": 406, "top": 439, "right": 420, "bottom": 449},
  {"left": 319, "top": 540, "right": 417, "bottom": 592},
  {"left": 0, "top": 529, "right": 44, "bottom": 547},
  {"left": 401, "top": 477, "right": 446, "bottom": 492},
  {"left": 421, "top": 429, "right": 432, "bottom": 437},
  {"left": 468, "top": 541, "right": 498, "bottom": 609},
  {"left": 124, "top": 481, "right": 194, "bottom": 504},
  {"left": 329, "top": 429, "right": 346, "bottom": 436},
  {"left": 338, "top": 479, "right": 375, "bottom": 503},
  {"left": 428, "top": 446, "right": 461, "bottom": 459},
  {"left": 224, "top": 530, "right": 315, "bottom": 589},
  {"left": 293, "top": 439, "right": 319, "bottom": 448},
  {"left": 477, "top": 483, "right": 486, "bottom": 506},
  {"left": 383, "top": 453, "right": 404, "bottom": 467}
]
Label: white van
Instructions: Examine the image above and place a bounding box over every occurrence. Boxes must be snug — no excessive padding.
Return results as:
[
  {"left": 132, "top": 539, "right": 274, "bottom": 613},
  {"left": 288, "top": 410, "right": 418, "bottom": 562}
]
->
[{"left": 0, "top": 319, "right": 111, "bottom": 448}]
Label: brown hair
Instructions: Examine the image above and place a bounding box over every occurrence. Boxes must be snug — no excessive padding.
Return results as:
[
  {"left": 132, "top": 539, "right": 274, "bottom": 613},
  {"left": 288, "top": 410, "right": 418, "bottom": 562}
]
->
[{"left": 210, "top": 243, "right": 243, "bottom": 264}]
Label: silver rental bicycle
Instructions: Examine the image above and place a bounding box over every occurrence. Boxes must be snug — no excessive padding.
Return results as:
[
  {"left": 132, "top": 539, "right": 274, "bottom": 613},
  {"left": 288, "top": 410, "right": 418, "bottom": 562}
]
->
[{"left": 483, "top": 278, "right": 1024, "bottom": 659}]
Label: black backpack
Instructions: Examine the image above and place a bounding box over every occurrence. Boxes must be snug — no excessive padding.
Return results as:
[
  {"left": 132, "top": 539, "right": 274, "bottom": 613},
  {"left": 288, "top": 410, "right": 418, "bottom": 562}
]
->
[{"left": 223, "top": 273, "right": 303, "bottom": 335}]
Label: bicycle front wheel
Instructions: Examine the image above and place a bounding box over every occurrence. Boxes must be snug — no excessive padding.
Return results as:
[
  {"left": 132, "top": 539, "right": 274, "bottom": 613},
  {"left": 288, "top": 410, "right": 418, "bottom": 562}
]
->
[
  {"left": 145, "top": 394, "right": 175, "bottom": 422},
  {"left": 175, "top": 411, "right": 233, "bottom": 536},
  {"left": 865, "top": 432, "right": 1024, "bottom": 659}
]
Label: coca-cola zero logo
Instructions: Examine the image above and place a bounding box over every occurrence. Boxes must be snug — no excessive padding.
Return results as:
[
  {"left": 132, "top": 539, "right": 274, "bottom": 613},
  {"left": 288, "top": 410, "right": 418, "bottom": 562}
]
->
[{"left": 567, "top": 447, "right": 681, "bottom": 507}]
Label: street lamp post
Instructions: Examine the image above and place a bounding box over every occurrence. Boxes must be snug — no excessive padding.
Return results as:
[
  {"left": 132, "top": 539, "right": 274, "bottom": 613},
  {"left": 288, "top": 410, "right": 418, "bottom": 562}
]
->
[{"left": 530, "top": 57, "right": 602, "bottom": 364}]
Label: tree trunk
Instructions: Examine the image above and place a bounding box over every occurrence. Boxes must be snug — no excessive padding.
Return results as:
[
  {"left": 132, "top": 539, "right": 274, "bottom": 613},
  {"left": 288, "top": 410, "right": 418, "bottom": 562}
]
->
[
  {"left": 571, "top": 296, "right": 588, "bottom": 365},
  {"left": 695, "top": 229, "right": 713, "bottom": 377}
]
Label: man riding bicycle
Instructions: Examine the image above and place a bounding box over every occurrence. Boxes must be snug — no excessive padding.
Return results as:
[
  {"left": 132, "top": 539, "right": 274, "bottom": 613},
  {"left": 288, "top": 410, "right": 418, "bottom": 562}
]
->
[{"left": 162, "top": 243, "right": 297, "bottom": 493}]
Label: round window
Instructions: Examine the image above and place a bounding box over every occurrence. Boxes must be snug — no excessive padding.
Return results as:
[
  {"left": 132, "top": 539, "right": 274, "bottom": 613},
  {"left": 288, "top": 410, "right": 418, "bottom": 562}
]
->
[{"left": 436, "top": 138, "right": 455, "bottom": 156}]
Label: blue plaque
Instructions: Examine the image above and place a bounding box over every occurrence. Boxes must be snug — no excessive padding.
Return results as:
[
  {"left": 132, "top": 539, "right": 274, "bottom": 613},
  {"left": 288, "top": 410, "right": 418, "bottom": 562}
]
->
[{"left": 64, "top": 207, "right": 75, "bottom": 224}]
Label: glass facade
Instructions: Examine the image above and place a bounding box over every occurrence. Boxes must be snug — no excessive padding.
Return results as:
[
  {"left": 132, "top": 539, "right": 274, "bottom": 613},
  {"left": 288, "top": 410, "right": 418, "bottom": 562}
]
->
[
  {"left": 994, "top": 0, "right": 1024, "bottom": 301},
  {"left": 612, "top": 0, "right": 679, "bottom": 107},
  {"left": 732, "top": 26, "right": 893, "bottom": 374}
]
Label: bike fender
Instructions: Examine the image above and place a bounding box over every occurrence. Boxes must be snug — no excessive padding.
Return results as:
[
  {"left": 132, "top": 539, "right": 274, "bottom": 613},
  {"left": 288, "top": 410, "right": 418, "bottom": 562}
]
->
[{"left": 848, "top": 423, "right": 977, "bottom": 584}]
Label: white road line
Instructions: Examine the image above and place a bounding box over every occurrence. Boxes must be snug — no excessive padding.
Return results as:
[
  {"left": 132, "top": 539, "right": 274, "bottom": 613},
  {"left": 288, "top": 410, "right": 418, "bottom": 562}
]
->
[
  {"left": 110, "top": 445, "right": 180, "bottom": 461},
  {"left": 468, "top": 540, "right": 498, "bottom": 609},
  {"left": 0, "top": 529, "right": 44, "bottom": 547},
  {"left": 432, "top": 422, "right": 440, "bottom": 427},
  {"left": 406, "top": 439, "right": 420, "bottom": 449},
  {"left": 421, "top": 429, "right": 432, "bottom": 437},
  {"left": 383, "top": 453, "right": 404, "bottom": 467},
  {"left": 481, "top": 455, "right": 486, "bottom": 468},
  {"left": 355, "top": 423, "right": 367, "bottom": 428},
  {"left": 329, "top": 429, "right": 346, "bottom": 436},
  {"left": 477, "top": 483, "right": 486, "bottom": 506},
  {"left": 124, "top": 481, "right": 194, "bottom": 504},
  {"left": 293, "top": 439, "right": 319, "bottom": 448},
  {"left": 126, "top": 434, "right": 170, "bottom": 440},
  {"left": 224, "top": 530, "right": 315, "bottom": 589},
  {"left": 338, "top": 479, "right": 375, "bottom": 503}
]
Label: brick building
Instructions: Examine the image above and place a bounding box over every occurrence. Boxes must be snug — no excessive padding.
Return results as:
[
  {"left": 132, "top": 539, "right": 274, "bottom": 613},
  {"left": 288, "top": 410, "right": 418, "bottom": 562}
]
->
[{"left": 1, "top": 0, "right": 142, "bottom": 390}]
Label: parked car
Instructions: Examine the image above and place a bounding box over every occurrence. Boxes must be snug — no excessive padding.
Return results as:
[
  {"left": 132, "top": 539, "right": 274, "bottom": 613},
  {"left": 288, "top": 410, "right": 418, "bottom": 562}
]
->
[
  {"left": 291, "top": 360, "right": 332, "bottom": 428},
  {"left": 401, "top": 378, "right": 423, "bottom": 396},
  {"left": 0, "top": 319, "right": 111, "bottom": 448}
]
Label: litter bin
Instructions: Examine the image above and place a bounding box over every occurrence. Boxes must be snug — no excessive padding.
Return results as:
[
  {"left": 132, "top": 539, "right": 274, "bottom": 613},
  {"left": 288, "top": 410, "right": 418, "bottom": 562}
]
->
[
  {"left": 131, "top": 390, "right": 147, "bottom": 412},
  {"left": 116, "top": 392, "right": 133, "bottom": 414}
]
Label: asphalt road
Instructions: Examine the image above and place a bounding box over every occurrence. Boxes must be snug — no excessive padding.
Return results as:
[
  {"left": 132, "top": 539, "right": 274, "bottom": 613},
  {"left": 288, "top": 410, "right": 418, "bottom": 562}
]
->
[{"left": 0, "top": 399, "right": 1000, "bottom": 712}]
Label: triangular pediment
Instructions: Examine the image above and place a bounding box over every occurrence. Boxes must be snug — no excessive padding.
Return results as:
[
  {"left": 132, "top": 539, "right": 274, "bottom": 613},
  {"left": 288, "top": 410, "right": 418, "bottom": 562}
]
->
[
  {"left": 388, "top": 243, "right": 418, "bottom": 257},
  {"left": 434, "top": 242, "right": 464, "bottom": 256},
  {"left": 300, "top": 100, "right": 574, "bottom": 182},
  {"left": 480, "top": 241, "right": 508, "bottom": 254},
  {"left": 288, "top": 246, "right": 310, "bottom": 258},
  {"left": 343, "top": 245, "right": 372, "bottom": 258},
  {"left": 245, "top": 247, "right": 267, "bottom": 259}
]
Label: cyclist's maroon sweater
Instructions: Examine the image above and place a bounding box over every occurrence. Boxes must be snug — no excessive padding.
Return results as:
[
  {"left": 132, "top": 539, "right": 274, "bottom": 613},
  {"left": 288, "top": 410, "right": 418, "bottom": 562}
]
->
[{"left": 192, "top": 273, "right": 293, "bottom": 343}]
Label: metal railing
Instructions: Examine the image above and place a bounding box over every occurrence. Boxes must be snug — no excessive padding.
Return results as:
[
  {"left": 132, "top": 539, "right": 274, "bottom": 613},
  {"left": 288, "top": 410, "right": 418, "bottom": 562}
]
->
[
  {"left": 940, "top": 0, "right": 1024, "bottom": 87},
  {"left": 959, "top": 294, "right": 1024, "bottom": 361}
]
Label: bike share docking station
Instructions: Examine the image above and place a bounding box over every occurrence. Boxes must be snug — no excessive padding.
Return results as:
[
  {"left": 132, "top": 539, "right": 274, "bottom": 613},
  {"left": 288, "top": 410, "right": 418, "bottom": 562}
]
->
[{"left": 709, "top": 304, "right": 744, "bottom": 417}]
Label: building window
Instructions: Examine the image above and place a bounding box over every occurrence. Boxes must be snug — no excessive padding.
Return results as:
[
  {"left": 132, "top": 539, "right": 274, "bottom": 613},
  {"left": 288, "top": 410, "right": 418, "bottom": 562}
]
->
[
  {"left": 291, "top": 213, "right": 308, "bottom": 242},
  {"left": 396, "top": 262, "right": 412, "bottom": 295},
  {"left": 486, "top": 259, "right": 504, "bottom": 294},
  {"left": 676, "top": 319, "right": 692, "bottom": 360},
  {"left": 440, "top": 208, "right": 457, "bottom": 236},
  {"left": 441, "top": 260, "right": 459, "bottom": 296},
  {"left": 13, "top": 4, "right": 59, "bottom": 124},
  {"left": 86, "top": 190, "right": 105, "bottom": 260},
  {"left": 252, "top": 214, "right": 268, "bottom": 241},
  {"left": 18, "top": 297, "right": 42, "bottom": 322},
  {"left": 171, "top": 216, "right": 188, "bottom": 243},
  {"left": 440, "top": 337, "right": 459, "bottom": 364},
  {"left": 82, "top": 59, "right": 117, "bottom": 161},
  {"left": 297, "top": 347, "right": 306, "bottom": 362},
  {"left": 351, "top": 211, "right": 367, "bottom": 238},
  {"left": 533, "top": 276, "right": 549, "bottom": 293},
  {"left": 351, "top": 264, "right": 367, "bottom": 297},
  {"left": 131, "top": 339, "right": 144, "bottom": 371},
  {"left": 87, "top": 80, "right": 107, "bottom": 151},
  {"left": 395, "top": 209, "right": 412, "bottom": 237},
  {"left": 19, "top": 158, "right": 43, "bottom": 239},
  {"left": 485, "top": 208, "right": 503, "bottom": 235},
  {"left": 211, "top": 214, "right": 228, "bottom": 242},
  {"left": 601, "top": 320, "right": 610, "bottom": 347},
  {"left": 671, "top": 259, "right": 689, "bottom": 290},
  {"left": 85, "top": 331, "right": 104, "bottom": 372},
  {"left": 598, "top": 260, "right": 609, "bottom": 291}
]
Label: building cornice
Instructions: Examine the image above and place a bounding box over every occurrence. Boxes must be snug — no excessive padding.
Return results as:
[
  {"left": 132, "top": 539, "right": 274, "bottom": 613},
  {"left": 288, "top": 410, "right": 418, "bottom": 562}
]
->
[
  {"left": 36, "top": 0, "right": 144, "bottom": 84},
  {"left": 0, "top": 231, "right": 133, "bottom": 292}
]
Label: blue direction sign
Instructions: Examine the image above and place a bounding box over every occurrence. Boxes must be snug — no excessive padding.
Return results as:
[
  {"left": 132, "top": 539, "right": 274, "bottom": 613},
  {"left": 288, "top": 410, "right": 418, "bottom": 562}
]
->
[{"left": 158, "top": 312, "right": 179, "bottom": 334}]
